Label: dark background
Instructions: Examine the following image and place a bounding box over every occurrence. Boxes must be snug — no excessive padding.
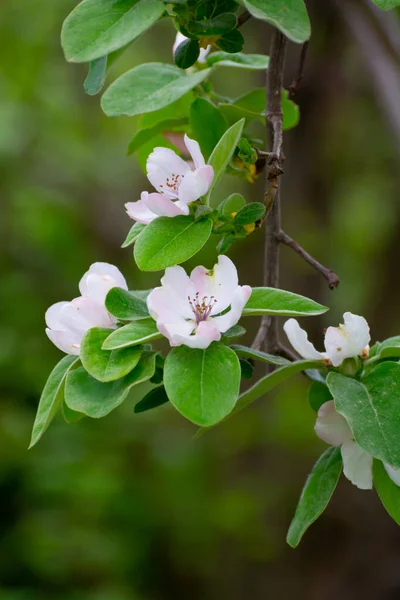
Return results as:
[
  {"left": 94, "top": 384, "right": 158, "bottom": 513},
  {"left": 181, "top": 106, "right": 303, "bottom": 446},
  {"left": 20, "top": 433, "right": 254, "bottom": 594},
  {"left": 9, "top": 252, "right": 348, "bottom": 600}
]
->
[{"left": 1, "top": 1, "right": 400, "bottom": 598}]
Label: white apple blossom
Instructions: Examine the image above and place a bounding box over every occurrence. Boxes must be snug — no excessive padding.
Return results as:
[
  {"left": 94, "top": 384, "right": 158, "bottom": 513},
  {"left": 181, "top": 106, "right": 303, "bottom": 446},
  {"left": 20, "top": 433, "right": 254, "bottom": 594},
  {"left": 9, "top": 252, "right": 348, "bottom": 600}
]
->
[
  {"left": 173, "top": 31, "right": 211, "bottom": 64},
  {"left": 147, "top": 255, "right": 252, "bottom": 349},
  {"left": 45, "top": 263, "right": 127, "bottom": 355},
  {"left": 283, "top": 312, "right": 370, "bottom": 367},
  {"left": 315, "top": 400, "right": 400, "bottom": 490},
  {"left": 125, "top": 135, "right": 214, "bottom": 224}
]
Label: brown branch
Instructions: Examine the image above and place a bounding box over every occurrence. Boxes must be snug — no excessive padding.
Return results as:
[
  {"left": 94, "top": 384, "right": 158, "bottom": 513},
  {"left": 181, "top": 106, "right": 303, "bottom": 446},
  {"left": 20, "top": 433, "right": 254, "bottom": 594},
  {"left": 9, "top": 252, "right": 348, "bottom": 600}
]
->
[
  {"left": 288, "top": 41, "right": 309, "bottom": 98},
  {"left": 277, "top": 229, "right": 340, "bottom": 289},
  {"left": 237, "top": 10, "right": 252, "bottom": 28},
  {"left": 252, "top": 30, "right": 287, "bottom": 353}
]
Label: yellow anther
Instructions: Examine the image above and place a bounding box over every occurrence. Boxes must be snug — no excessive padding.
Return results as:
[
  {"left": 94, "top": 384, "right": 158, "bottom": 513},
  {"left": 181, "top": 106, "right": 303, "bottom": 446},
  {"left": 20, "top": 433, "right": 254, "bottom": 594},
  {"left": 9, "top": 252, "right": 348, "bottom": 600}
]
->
[{"left": 244, "top": 223, "right": 256, "bottom": 234}]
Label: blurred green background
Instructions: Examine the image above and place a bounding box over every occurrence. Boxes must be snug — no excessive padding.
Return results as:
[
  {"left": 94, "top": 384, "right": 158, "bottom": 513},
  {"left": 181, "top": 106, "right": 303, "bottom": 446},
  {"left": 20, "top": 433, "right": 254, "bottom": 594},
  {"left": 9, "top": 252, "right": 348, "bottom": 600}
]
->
[{"left": 2, "top": 1, "right": 400, "bottom": 598}]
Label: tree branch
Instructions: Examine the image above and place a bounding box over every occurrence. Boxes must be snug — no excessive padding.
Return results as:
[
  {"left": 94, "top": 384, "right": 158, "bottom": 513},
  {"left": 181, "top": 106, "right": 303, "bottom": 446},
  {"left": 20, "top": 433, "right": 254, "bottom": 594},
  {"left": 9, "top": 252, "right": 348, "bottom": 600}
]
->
[
  {"left": 276, "top": 229, "right": 340, "bottom": 289},
  {"left": 288, "top": 41, "right": 309, "bottom": 98},
  {"left": 253, "top": 30, "right": 287, "bottom": 352},
  {"left": 237, "top": 10, "right": 252, "bottom": 28}
]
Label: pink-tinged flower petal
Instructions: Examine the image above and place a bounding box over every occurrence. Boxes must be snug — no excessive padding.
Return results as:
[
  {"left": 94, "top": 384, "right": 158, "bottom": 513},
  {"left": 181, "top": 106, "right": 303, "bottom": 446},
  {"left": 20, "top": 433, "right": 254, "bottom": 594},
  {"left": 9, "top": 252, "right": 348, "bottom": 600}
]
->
[
  {"left": 178, "top": 165, "right": 214, "bottom": 205},
  {"left": 125, "top": 192, "right": 156, "bottom": 224},
  {"left": 83, "top": 274, "right": 121, "bottom": 307},
  {"left": 45, "top": 301, "right": 70, "bottom": 330},
  {"left": 147, "top": 271, "right": 194, "bottom": 323},
  {"left": 212, "top": 285, "right": 252, "bottom": 333},
  {"left": 190, "top": 255, "right": 239, "bottom": 314},
  {"left": 184, "top": 134, "right": 205, "bottom": 169},
  {"left": 170, "top": 320, "right": 221, "bottom": 349},
  {"left": 324, "top": 312, "right": 371, "bottom": 367},
  {"left": 46, "top": 328, "right": 81, "bottom": 355},
  {"left": 147, "top": 147, "right": 189, "bottom": 199},
  {"left": 58, "top": 297, "right": 114, "bottom": 336},
  {"left": 341, "top": 440, "right": 373, "bottom": 490},
  {"left": 79, "top": 262, "right": 127, "bottom": 297},
  {"left": 384, "top": 463, "right": 400, "bottom": 487},
  {"left": 283, "top": 319, "right": 327, "bottom": 361},
  {"left": 157, "top": 319, "right": 195, "bottom": 347},
  {"left": 314, "top": 400, "right": 353, "bottom": 446},
  {"left": 146, "top": 193, "right": 188, "bottom": 217}
]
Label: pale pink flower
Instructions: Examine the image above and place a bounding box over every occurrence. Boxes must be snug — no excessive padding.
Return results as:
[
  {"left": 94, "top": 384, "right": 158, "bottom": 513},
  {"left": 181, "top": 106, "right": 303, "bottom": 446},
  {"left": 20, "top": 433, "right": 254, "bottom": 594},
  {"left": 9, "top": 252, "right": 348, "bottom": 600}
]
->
[{"left": 147, "top": 255, "right": 251, "bottom": 349}]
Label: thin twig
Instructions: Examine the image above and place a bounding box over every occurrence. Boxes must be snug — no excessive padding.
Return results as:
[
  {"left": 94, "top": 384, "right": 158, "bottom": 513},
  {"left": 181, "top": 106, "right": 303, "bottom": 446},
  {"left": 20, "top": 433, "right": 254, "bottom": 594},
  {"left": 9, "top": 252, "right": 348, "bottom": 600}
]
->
[
  {"left": 237, "top": 10, "right": 252, "bottom": 28},
  {"left": 277, "top": 343, "right": 299, "bottom": 362},
  {"left": 277, "top": 229, "right": 340, "bottom": 289},
  {"left": 288, "top": 41, "right": 309, "bottom": 98}
]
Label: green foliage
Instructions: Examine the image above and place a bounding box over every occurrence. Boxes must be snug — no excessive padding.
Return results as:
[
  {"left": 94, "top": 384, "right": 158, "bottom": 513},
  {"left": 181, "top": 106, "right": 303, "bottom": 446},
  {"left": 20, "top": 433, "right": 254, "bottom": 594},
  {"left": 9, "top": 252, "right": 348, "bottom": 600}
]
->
[
  {"left": 84, "top": 56, "right": 107, "bottom": 95},
  {"left": 308, "top": 381, "right": 332, "bottom": 412},
  {"left": 207, "top": 52, "right": 269, "bottom": 70},
  {"left": 174, "top": 38, "right": 200, "bottom": 69},
  {"left": 101, "top": 63, "right": 212, "bottom": 117},
  {"left": 102, "top": 320, "right": 161, "bottom": 350},
  {"left": 206, "top": 118, "right": 245, "bottom": 201},
  {"left": 187, "top": 12, "right": 237, "bottom": 35},
  {"left": 373, "top": 460, "right": 400, "bottom": 525},
  {"left": 282, "top": 89, "right": 300, "bottom": 130},
  {"left": 61, "top": 0, "right": 165, "bottom": 62},
  {"left": 127, "top": 118, "right": 187, "bottom": 155},
  {"left": 190, "top": 98, "right": 227, "bottom": 159},
  {"left": 134, "top": 215, "right": 213, "bottom": 271},
  {"left": 231, "top": 345, "right": 291, "bottom": 366},
  {"left": 372, "top": 0, "right": 400, "bottom": 9},
  {"left": 216, "top": 29, "right": 244, "bottom": 52},
  {"left": 164, "top": 342, "right": 241, "bottom": 426},
  {"left": 239, "top": 358, "right": 254, "bottom": 380},
  {"left": 243, "top": 287, "right": 328, "bottom": 317},
  {"left": 234, "top": 202, "right": 265, "bottom": 224},
  {"left": 327, "top": 363, "right": 400, "bottom": 468},
  {"left": 29, "top": 355, "right": 79, "bottom": 448},
  {"left": 105, "top": 287, "right": 149, "bottom": 320},
  {"left": 243, "top": 0, "right": 311, "bottom": 43},
  {"left": 134, "top": 385, "right": 169, "bottom": 413},
  {"left": 218, "top": 193, "right": 246, "bottom": 216},
  {"left": 287, "top": 447, "right": 342, "bottom": 547},
  {"left": 80, "top": 328, "right": 143, "bottom": 382},
  {"left": 65, "top": 353, "right": 157, "bottom": 418}
]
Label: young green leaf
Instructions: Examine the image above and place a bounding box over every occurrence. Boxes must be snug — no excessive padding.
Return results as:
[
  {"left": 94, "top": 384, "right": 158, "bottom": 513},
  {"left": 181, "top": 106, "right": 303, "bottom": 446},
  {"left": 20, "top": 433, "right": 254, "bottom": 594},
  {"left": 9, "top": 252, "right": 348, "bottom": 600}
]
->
[
  {"left": 282, "top": 89, "right": 300, "bottom": 130},
  {"left": 62, "top": 402, "right": 86, "bottom": 424},
  {"left": 286, "top": 447, "right": 342, "bottom": 548},
  {"left": 105, "top": 287, "right": 149, "bottom": 321},
  {"left": 102, "top": 320, "right": 161, "bottom": 350},
  {"left": 190, "top": 98, "right": 227, "bottom": 160},
  {"left": 234, "top": 202, "right": 266, "bottom": 225},
  {"left": 243, "top": 287, "right": 328, "bottom": 317},
  {"left": 218, "top": 193, "right": 246, "bottom": 216},
  {"left": 164, "top": 342, "right": 241, "bottom": 426},
  {"left": 206, "top": 119, "right": 245, "bottom": 202},
  {"left": 121, "top": 222, "right": 146, "bottom": 247},
  {"left": 65, "top": 353, "right": 156, "bottom": 418},
  {"left": 371, "top": 0, "right": 400, "bottom": 9},
  {"left": 239, "top": 358, "right": 254, "bottom": 380},
  {"left": 373, "top": 460, "right": 400, "bottom": 526},
  {"left": 29, "top": 355, "right": 79, "bottom": 448},
  {"left": 101, "top": 63, "right": 212, "bottom": 117},
  {"left": 80, "top": 328, "right": 143, "bottom": 382},
  {"left": 134, "top": 385, "right": 169, "bottom": 413},
  {"left": 308, "top": 381, "right": 332, "bottom": 412},
  {"left": 134, "top": 215, "right": 212, "bottom": 271},
  {"left": 215, "top": 29, "right": 244, "bottom": 53},
  {"left": 231, "top": 345, "right": 291, "bottom": 366},
  {"left": 243, "top": 0, "right": 311, "bottom": 44},
  {"left": 187, "top": 13, "right": 237, "bottom": 35},
  {"left": 127, "top": 118, "right": 187, "bottom": 155},
  {"left": 207, "top": 52, "right": 269, "bottom": 70},
  {"left": 221, "top": 325, "right": 246, "bottom": 339},
  {"left": 327, "top": 363, "right": 400, "bottom": 468},
  {"left": 174, "top": 38, "right": 200, "bottom": 69},
  {"left": 84, "top": 56, "right": 107, "bottom": 95},
  {"left": 61, "top": 0, "right": 165, "bottom": 63}
]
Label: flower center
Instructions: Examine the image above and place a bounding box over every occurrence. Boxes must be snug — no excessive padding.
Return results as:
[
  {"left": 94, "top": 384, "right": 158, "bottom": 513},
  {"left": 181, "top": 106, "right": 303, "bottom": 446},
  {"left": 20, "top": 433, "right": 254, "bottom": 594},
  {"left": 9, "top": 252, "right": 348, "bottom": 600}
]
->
[
  {"left": 188, "top": 292, "right": 217, "bottom": 324},
  {"left": 159, "top": 173, "right": 183, "bottom": 193}
]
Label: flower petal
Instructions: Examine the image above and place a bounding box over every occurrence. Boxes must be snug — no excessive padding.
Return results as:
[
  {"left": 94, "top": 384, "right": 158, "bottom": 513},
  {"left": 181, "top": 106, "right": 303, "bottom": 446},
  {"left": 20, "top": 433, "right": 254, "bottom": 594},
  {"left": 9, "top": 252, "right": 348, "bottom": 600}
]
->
[
  {"left": 190, "top": 255, "right": 239, "bottom": 314},
  {"left": 184, "top": 134, "right": 205, "bottom": 169},
  {"left": 146, "top": 192, "right": 188, "bottom": 217},
  {"left": 283, "top": 319, "right": 327, "bottom": 361},
  {"left": 147, "top": 266, "right": 194, "bottom": 322},
  {"left": 212, "top": 285, "right": 252, "bottom": 333},
  {"left": 58, "top": 297, "right": 114, "bottom": 335},
  {"left": 178, "top": 165, "right": 214, "bottom": 204},
  {"left": 324, "top": 312, "right": 370, "bottom": 367},
  {"left": 147, "top": 147, "right": 189, "bottom": 199},
  {"left": 46, "top": 328, "right": 81, "bottom": 355},
  {"left": 45, "top": 301, "right": 70, "bottom": 330},
  {"left": 383, "top": 462, "right": 400, "bottom": 487},
  {"left": 169, "top": 320, "right": 221, "bottom": 349},
  {"left": 341, "top": 440, "right": 373, "bottom": 490},
  {"left": 79, "top": 262, "right": 127, "bottom": 297},
  {"left": 125, "top": 192, "right": 156, "bottom": 225},
  {"left": 314, "top": 400, "right": 353, "bottom": 446}
]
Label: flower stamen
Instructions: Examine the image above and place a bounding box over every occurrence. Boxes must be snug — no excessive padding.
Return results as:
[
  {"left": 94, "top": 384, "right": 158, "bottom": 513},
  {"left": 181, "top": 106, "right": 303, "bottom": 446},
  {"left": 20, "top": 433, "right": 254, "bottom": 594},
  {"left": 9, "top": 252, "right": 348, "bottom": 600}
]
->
[{"left": 188, "top": 292, "right": 217, "bottom": 324}]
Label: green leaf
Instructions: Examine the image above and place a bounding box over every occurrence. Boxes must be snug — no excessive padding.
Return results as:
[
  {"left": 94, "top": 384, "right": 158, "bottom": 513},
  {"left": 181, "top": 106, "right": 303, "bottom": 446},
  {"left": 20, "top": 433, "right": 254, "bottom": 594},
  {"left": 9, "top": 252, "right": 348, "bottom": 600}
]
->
[
  {"left": 222, "top": 325, "right": 246, "bottom": 339},
  {"left": 62, "top": 402, "right": 86, "bottom": 424},
  {"left": 373, "top": 460, "right": 400, "bottom": 526},
  {"left": 102, "top": 319, "right": 161, "bottom": 350},
  {"left": 308, "top": 381, "right": 332, "bottom": 412},
  {"left": 139, "top": 92, "right": 194, "bottom": 128},
  {"left": 80, "top": 328, "right": 142, "bottom": 382},
  {"left": 61, "top": 0, "right": 165, "bottom": 63},
  {"left": 29, "top": 355, "right": 79, "bottom": 448},
  {"left": 239, "top": 358, "right": 254, "bottom": 380},
  {"left": 215, "top": 29, "right": 244, "bottom": 53},
  {"left": 218, "top": 193, "right": 245, "bottom": 216},
  {"left": 243, "top": 287, "right": 328, "bottom": 317},
  {"left": 190, "top": 98, "right": 227, "bottom": 160},
  {"left": 282, "top": 89, "right": 300, "bottom": 130},
  {"left": 187, "top": 13, "right": 237, "bottom": 35},
  {"left": 286, "top": 447, "right": 342, "bottom": 548},
  {"left": 206, "top": 119, "right": 245, "bottom": 202},
  {"left": 65, "top": 353, "right": 156, "bottom": 418},
  {"left": 134, "top": 215, "right": 212, "bottom": 271},
  {"left": 134, "top": 385, "right": 169, "bottom": 413},
  {"left": 84, "top": 56, "right": 107, "bottom": 95},
  {"left": 164, "top": 342, "right": 240, "bottom": 426},
  {"left": 101, "top": 63, "right": 212, "bottom": 117},
  {"left": 371, "top": 0, "right": 400, "bottom": 9},
  {"left": 127, "top": 117, "right": 187, "bottom": 155},
  {"left": 207, "top": 52, "right": 269, "bottom": 70},
  {"left": 243, "top": 0, "right": 311, "bottom": 44},
  {"left": 327, "top": 363, "right": 400, "bottom": 468},
  {"left": 174, "top": 38, "right": 200, "bottom": 69},
  {"left": 231, "top": 345, "right": 291, "bottom": 366},
  {"left": 121, "top": 222, "right": 146, "bottom": 247},
  {"left": 367, "top": 336, "right": 400, "bottom": 364},
  {"left": 234, "top": 202, "right": 265, "bottom": 224},
  {"left": 105, "top": 287, "right": 149, "bottom": 321}
]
